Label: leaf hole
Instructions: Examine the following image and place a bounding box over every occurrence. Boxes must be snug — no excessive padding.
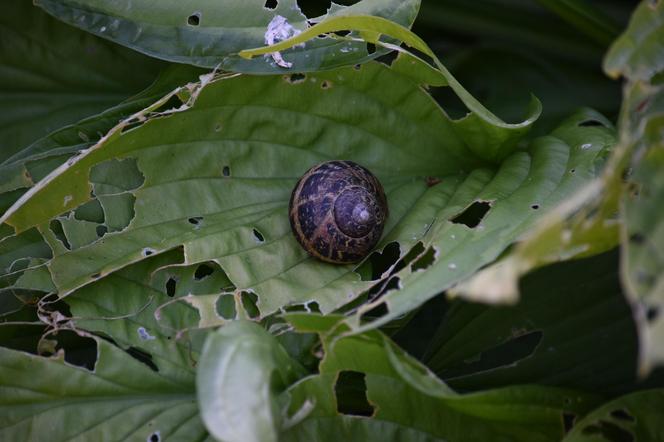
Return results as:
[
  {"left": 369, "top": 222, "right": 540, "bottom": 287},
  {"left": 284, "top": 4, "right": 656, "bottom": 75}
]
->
[
  {"left": 241, "top": 291, "right": 260, "bottom": 319},
  {"left": 297, "top": 0, "right": 331, "bottom": 18},
  {"left": 188, "top": 216, "right": 203, "bottom": 226},
  {"left": 353, "top": 64, "right": 361, "bottom": 70},
  {"left": 194, "top": 263, "right": 215, "bottom": 280},
  {"left": 335, "top": 371, "right": 374, "bottom": 417},
  {"left": 531, "top": 204, "right": 540, "bottom": 210},
  {"left": 450, "top": 201, "right": 491, "bottom": 228},
  {"left": 187, "top": 12, "right": 201, "bottom": 26},
  {"left": 148, "top": 431, "right": 161, "bottom": 442},
  {"left": 646, "top": 305, "right": 659, "bottom": 322},
  {"left": 264, "top": 0, "right": 278, "bottom": 9},
  {"left": 91, "top": 273, "right": 101, "bottom": 279},
  {"left": 358, "top": 241, "right": 400, "bottom": 281},
  {"left": 216, "top": 294, "right": 237, "bottom": 320},
  {"left": 50, "top": 219, "right": 71, "bottom": 250},
  {"left": 411, "top": 246, "right": 436, "bottom": 272},
  {"left": 629, "top": 233, "right": 645, "bottom": 244},
  {"left": 45, "top": 331, "right": 98, "bottom": 371},
  {"left": 143, "top": 248, "right": 155, "bottom": 257},
  {"left": 166, "top": 277, "right": 177, "bottom": 297},
  {"left": 392, "top": 241, "right": 426, "bottom": 274},
  {"left": 610, "top": 409, "right": 635, "bottom": 422},
  {"left": 95, "top": 224, "right": 108, "bottom": 238},
  {"left": 126, "top": 346, "right": 159, "bottom": 372},
  {"left": 222, "top": 165, "right": 231, "bottom": 177},
  {"left": 320, "top": 80, "right": 331, "bottom": 89},
  {"left": 360, "top": 301, "right": 389, "bottom": 324},
  {"left": 252, "top": 228, "right": 265, "bottom": 243},
  {"left": 286, "top": 73, "right": 307, "bottom": 84},
  {"left": 366, "top": 43, "right": 376, "bottom": 54},
  {"left": 563, "top": 413, "right": 576, "bottom": 433},
  {"left": 120, "top": 120, "right": 144, "bottom": 134}
]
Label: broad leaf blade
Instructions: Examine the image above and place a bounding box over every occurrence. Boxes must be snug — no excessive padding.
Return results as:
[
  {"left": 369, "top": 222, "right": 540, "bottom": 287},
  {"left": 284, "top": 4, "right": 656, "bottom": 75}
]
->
[
  {"left": 0, "top": 337, "right": 206, "bottom": 441},
  {"left": 35, "top": 0, "right": 420, "bottom": 72},
  {"left": 197, "top": 321, "right": 304, "bottom": 442},
  {"left": 0, "top": 0, "right": 165, "bottom": 162}
]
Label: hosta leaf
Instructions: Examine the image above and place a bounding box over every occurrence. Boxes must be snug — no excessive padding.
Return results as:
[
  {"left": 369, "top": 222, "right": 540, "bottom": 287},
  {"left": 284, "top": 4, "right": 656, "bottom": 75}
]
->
[
  {"left": 424, "top": 249, "right": 640, "bottom": 397},
  {"left": 35, "top": 0, "right": 420, "bottom": 73},
  {"left": 0, "top": 64, "right": 205, "bottom": 204},
  {"left": 0, "top": 0, "right": 165, "bottom": 162},
  {"left": 562, "top": 389, "right": 664, "bottom": 442},
  {"left": 280, "top": 316, "right": 597, "bottom": 441},
  {"left": 0, "top": 336, "right": 208, "bottom": 441},
  {"left": 197, "top": 321, "right": 305, "bottom": 442},
  {"left": 0, "top": 47, "right": 612, "bottom": 335}
]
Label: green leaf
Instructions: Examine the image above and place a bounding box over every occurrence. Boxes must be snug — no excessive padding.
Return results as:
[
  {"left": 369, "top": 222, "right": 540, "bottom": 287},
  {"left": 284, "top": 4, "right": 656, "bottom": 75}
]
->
[
  {"left": 425, "top": 249, "right": 640, "bottom": 397},
  {"left": 280, "top": 318, "right": 598, "bottom": 441},
  {"left": 0, "top": 336, "right": 207, "bottom": 441},
  {"left": 0, "top": 64, "right": 205, "bottom": 203},
  {"left": 603, "top": 0, "right": 664, "bottom": 82},
  {"left": 0, "top": 0, "right": 165, "bottom": 162},
  {"left": 0, "top": 54, "right": 611, "bottom": 334},
  {"left": 562, "top": 389, "right": 664, "bottom": 442},
  {"left": 35, "top": 0, "right": 420, "bottom": 72},
  {"left": 197, "top": 321, "right": 305, "bottom": 442}
]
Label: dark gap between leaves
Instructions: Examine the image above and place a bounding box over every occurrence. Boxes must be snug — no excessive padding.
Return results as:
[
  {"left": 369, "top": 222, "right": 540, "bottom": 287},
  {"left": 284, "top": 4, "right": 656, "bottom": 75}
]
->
[
  {"left": 563, "top": 413, "right": 576, "bottom": 434},
  {"left": 578, "top": 119, "right": 606, "bottom": 127},
  {"left": 335, "top": 371, "right": 374, "bottom": 416},
  {"left": 95, "top": 224, "right": 107, "bottom": 238},
  {"left": 360, "top": 301, "right": 389, "bottom": 325},
  {"left": 194, "top": 263, "right": 215, "bottom": 280},
  {"left": 438, "top": 330, "right": 543, "bottom": 380},
  {"left": 610, "top": 409, "right": 635, "bottom": 422},
  {"left": 581, "top": 420, "right": 634, "bottom": 442},
  {"left": 366, "top": 43, "right": 376, "bottom": 54},
  {"left": 450, "top": 201, "right": 491, "bottom": 228}
]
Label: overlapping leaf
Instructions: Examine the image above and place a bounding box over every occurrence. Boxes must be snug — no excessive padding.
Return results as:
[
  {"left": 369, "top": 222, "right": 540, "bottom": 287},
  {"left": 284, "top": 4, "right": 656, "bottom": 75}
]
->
[
  {"left": 0, "top": 336, "right": 207, "bottom": 441},
  {"left": 35, "top": 0, "right": 420, "bottom": 73},
  {"left": 277, "top": 315, "right": 597, "bottom": 441},
  {"left": 0, "top": 0, "right": 165, "bottom": 163}
]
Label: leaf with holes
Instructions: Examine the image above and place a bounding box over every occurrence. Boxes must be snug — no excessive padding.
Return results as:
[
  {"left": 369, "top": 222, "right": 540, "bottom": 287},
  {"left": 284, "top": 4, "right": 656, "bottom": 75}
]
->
[
  {"left": 0, "top": 64, "right": 205, "bottom": 213},
  {"left": 278, "top": 314, "right": 598, "bottom": 441},
  {"left": 0, "top": 0, "right": 165, "bottom": 164},
  {"left": 197, "top": 321, "right": 306, "bottom": 442},
  {"left": 562, "top": 389, "right": 664, "bottom": 442},
  {"left": 424, "top": 249, "right": 640, "bottom": 397},
  {"left": 35, "top": 0, "right": 420, "bottom": 73},
  {"left": 0, "top": 52, "right": 613, "bottom": 334},
  {"left": 0, "top": 336, "right": 208, "bottom": 441}
]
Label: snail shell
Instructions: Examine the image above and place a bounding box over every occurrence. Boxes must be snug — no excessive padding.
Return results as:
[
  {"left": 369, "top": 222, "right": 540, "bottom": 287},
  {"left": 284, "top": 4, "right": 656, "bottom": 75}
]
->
[{"left": 289, "top": 160, "right": 388, "bottom": 264}]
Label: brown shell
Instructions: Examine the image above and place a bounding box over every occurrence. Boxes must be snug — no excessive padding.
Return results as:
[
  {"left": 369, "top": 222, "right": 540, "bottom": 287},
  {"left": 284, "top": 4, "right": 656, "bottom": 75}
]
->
[{"left": 289, "top": 160, "right": 388, "bottom": 264}]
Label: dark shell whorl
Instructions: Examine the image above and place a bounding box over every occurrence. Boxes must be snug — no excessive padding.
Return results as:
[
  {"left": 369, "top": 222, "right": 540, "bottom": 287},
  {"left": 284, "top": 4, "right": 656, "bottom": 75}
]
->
[{"left": 289, "top": 160, "right": 388, "bottom": 264}]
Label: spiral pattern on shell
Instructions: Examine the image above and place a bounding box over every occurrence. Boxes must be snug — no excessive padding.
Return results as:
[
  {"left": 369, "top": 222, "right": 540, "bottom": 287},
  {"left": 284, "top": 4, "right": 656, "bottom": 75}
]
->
[{"left": 289, "top": 160, "right": 388, "bottom": 264}]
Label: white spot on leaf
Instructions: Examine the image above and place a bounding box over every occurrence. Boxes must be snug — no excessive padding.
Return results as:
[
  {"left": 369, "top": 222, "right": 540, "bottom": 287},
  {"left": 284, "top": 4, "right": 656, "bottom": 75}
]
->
[
  {"left": 137, "top": 327, "right": 156, "bottom": 341},
  {"left": 264, "top": 15, "right": 304, "bottom": 68}
]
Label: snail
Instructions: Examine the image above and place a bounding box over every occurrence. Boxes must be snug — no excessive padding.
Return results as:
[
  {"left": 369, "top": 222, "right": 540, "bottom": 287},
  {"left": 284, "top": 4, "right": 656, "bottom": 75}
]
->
[{"left": 289, "top": 160, "right": 388, "bottom": 264}]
